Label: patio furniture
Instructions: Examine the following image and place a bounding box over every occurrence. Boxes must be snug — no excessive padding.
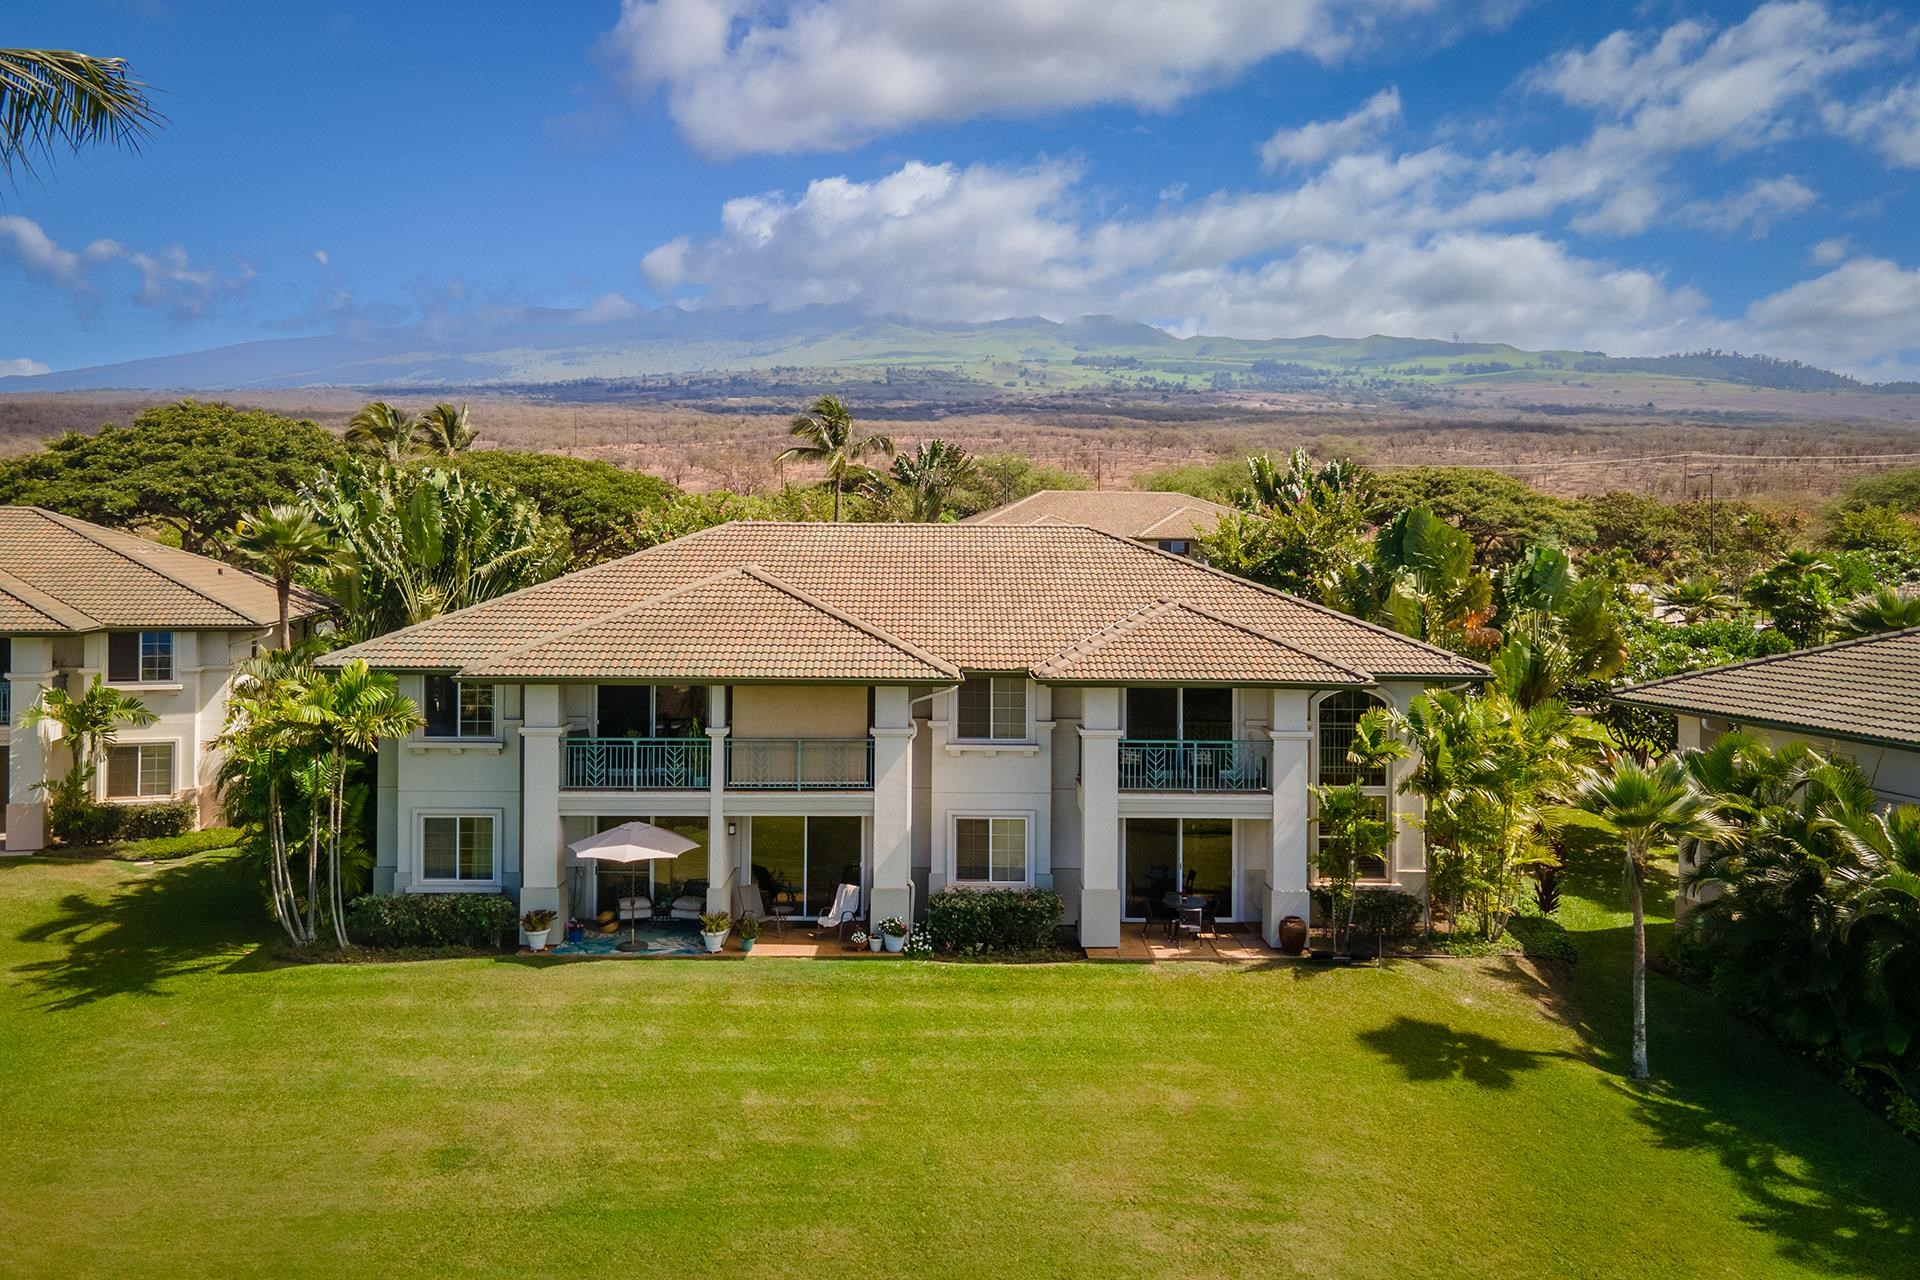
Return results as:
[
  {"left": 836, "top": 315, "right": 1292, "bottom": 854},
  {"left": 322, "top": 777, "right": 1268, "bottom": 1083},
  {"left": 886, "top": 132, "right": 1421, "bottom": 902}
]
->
[
  {"left": 735, "top": 884, "right": 782, "bottom": 937},
  {"left": 616, "top": 894, "right": 651, "bottom": 923},
  {"left": 669, "top": 878, "right": 709, "bottom": 921},
  {"left": 569, "top": 821, "right": 700, "bottom": 952},
  {"left": 817, "top": 883, "right": 862, "bottom": 941},
  {"left": 1176, "top": 904, "right": 1205, "bottom": 948}
]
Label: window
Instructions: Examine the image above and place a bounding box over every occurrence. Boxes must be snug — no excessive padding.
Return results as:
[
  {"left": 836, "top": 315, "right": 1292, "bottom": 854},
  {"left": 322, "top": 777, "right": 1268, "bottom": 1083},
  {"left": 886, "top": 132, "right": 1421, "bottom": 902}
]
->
[
  {"left": 107, "top": 631, "right": 173, "bottom": 683},
  {"left": 424, "top": 675, "right": 495, "bottom": 738},
  {"left": 953, "top": 816, "right": 1028, "bottom": 884},
  {"left": 1125, "top": 687, "right": 1233, "bottom": 740},
  {"left": 956, "top": 676, "right": 1026, "bottom": 740},
  {"left": 595, "top": 685, "right": 708, "bottom": 738},
  {"left": 106, "top": 742, "right": 175, "bottom": 799},
  {"left": 1123, "top": 817, "right": 1235, "bottom": 920},
  {"left": 1315, "top": 690, "right": 1392, "bottom": 880},
  {"left": 420, "top": 814, "right": 497, "bottom": 883}
]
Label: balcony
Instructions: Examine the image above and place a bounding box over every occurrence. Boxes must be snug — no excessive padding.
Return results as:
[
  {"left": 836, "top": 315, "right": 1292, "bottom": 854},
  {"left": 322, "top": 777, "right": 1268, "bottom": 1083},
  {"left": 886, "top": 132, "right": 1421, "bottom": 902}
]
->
[
  {"left": 726, "top": 737, "right": 874, "bottom": 791},
  {"left": 563, "top": 737, "right": 710, "bottom": 790},
  {"left": 1118, "top": 739, "right": 1271, "bottom": 793}
]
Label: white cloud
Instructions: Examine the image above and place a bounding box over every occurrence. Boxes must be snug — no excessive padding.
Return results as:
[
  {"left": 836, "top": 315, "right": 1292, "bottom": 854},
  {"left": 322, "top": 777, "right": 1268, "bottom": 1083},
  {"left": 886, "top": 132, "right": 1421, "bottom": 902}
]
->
[
  {"left": 1677, "top": 175, "right": 1817, "bottom": 236},
  {"left": 0, "top": 356, "right": 51, "bottom": 378},
  {"left": 0, "top": 214, "right": 250, "bottom": 320},
  {"left": 313, "top": 248, "right": 331, "bottom": 266},
  {"left": 1824, "top": 78, "right": 1920, "bottom": 166},
  {"left": 1741, "top": 256, "right": 1920, "bottom": 379},
  {"left": 1259, "top": 87, "right": 1402, "bottom": 171},
  {"left": 604, "top": 0, "right": 1445, "bottom": 157},
  {"left": 1811, "top": 236, "right": 1851, "bottom": 264},
  {"left": 578, "top": 291, "right": 641, "bottom": 323}
]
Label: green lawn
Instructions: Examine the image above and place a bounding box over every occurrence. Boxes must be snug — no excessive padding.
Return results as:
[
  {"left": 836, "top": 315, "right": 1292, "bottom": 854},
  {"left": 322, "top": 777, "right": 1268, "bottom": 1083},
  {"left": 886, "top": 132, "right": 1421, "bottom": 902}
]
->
[{"left": 1, "top": 848, "right": 1914, "bottom": 1280}]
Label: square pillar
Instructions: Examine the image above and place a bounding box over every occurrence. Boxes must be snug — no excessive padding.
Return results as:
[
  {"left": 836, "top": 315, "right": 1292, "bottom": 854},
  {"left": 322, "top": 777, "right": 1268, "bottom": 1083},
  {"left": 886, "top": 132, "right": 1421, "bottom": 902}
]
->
[
  {"left": 1077, "top": 686, "right": 1123, "bottom": 948},
  {"left": 1263, "top": 689, "right": 1313, "bottom": 948},
  {"left": 869, "top": 685, "right": 915, "bottom": 927},
  {"left": 5, "top": 638, "right": 53, "bottom": 854},
  {"left": 518, "top": 683, "right": 568, "bottom": 938},
  {"left": 706, "top": 684, "right": 733, "bottom": 916}
]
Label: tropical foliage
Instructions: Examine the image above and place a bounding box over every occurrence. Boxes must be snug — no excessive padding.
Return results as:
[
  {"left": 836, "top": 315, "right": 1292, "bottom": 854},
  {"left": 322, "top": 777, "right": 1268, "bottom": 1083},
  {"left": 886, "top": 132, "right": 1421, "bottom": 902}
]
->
[
  {"left": 229, "top": 502, "right": 330, "bottom": 649},
  {"left": 778, "top": 395, "right": 895, "bottom": 521},
  {"left": 18, "top": 677, "right": 157, "bottom": 841},
  {"left": 0, "top": 47, "right": 159, "bottom": 177}
]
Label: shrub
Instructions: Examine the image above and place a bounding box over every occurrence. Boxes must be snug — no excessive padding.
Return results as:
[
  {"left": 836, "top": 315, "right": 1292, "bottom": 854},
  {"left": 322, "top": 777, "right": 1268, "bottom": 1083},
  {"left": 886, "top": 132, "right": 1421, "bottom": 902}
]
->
[
  {"left": 51, "top": 799, "right": 194, "bottom": 847},
  {"left": 924, "top": 887, "right": 1064, "bottom": 955},
  {"left": 1503, "top": 914, "right": 1578, "bottom": 963},
  {"left": 1351, "top": 888, "right": 1423, "bottom": 941},
  {"left": 344, "top": 893, "right": 517, "bottom": 950},
  {"left": 115, "top": 827, "right": 242, "bottom": 860}
]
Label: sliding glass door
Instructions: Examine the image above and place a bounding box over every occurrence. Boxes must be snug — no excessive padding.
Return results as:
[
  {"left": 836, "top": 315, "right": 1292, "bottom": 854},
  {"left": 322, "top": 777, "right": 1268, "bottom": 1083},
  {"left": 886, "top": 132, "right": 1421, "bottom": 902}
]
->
[
  {"left": 748, "top": 816, "right": 863, "bottom": 919},
  {"left": 589, "top": 815, "right": 710, "bottom": 911},
  {"left": 1122, "top": 817, "right": 1236, "bottom": 921}
]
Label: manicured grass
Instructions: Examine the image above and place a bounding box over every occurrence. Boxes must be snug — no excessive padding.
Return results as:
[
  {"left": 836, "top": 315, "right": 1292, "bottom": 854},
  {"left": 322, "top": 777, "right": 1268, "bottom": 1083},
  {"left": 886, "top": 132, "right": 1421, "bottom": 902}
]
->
[{"left": 1, "top": 849, "right": 1914, "bottom": 1279}]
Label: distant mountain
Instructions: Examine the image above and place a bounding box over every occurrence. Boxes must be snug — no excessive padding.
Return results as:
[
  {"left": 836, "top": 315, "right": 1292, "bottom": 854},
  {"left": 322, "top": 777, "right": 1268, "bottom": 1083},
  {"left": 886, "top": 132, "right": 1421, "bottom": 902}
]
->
[{"left": 0, "top": 302, "right": 1884, "bottom": 396}]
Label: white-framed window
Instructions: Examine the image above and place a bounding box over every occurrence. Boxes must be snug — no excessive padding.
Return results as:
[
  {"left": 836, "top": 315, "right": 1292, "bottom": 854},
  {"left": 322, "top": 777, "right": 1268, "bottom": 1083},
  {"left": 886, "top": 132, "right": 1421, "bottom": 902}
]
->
[
  {"left": 107, "top": 630, "right": 173, "bottom": 684},
  {"left": 956, "top": 675, "right": 1027, "bottom": 741},
  {"left": 418, "top": 811, "right": 499, "bottom": 885},
  {"left": 1313, "top": 689, "right": 1392, "bottom": 881},
  {"left": 951, "top": 814, "right": 1031, "bottom": 885},
  {"left": 105, "top": 741, "right": 176, "bottom": 799},
  {"left": 424, "top": 675, "right": 495, "bottom": 738}
]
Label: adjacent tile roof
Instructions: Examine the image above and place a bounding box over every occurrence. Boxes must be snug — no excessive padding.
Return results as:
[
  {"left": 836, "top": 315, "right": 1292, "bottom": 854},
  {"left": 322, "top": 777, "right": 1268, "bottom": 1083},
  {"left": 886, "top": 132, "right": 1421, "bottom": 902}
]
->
[
  {"left": 0, "top": 506, "right": 332, "bottom": 633},
  {"left": 1033, "top": 600, "right": 1370, "bottom": 686},
  {"left": 964, "top": 489, "right": 1238, "bottom": 541},
  {"left": 1613, "top": 627, "right": 1920, "bottom": 750},
  {"left": 326, "top": 522, "right": 1486, "bottom": 685},
  {"left": 462, "top": 567, "right": 961, "bottom": 683}
]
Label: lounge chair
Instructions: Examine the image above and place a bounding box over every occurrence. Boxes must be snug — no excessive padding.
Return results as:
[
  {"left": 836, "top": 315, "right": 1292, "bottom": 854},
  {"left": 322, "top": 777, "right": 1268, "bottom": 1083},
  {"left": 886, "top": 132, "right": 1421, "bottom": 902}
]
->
[
  {"left": 668, "top": 878, "right": 709, "bottom": 921},
  {"left": 817, "top": 883, "right": 862, "bottom": 940},
  {"left": 734, "top": 884, "right": 782, "bottom": 937}
]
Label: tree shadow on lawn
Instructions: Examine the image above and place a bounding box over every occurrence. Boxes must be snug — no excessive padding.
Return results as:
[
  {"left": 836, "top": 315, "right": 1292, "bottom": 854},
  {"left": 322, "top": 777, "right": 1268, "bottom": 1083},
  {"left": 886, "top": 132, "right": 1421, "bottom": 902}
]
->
[
  {"left": 11, "top": 853, "right": 278, "bottom": 1011},
  {"left": 1356, "top": 1014, "right": 1568, "bottom": 1089}
]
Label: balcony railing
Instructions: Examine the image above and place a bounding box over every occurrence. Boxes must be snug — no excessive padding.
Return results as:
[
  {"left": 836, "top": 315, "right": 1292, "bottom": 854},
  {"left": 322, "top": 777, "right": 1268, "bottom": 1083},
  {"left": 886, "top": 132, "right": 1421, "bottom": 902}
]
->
[
  {"left": 0, "top": 679, "right": 9, "bottom": 726},
  {"left": 1118, "top": 739, "right": 1272, "bottom": 792},
  {"left": 563, "top": 737, "right": 710, "bottom": 790},
  {"left": 726, "top": 737, "right": 874, "bottom": 791}
]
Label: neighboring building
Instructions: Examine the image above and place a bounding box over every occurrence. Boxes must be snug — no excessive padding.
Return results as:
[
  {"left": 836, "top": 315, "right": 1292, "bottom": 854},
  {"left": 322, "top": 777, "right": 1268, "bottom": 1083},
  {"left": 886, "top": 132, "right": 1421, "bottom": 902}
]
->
[
  {"left": 964, "top": 489, "right": 1239, "bottom": 558},
  {"left": 1613, "top": 628, "right": 1920, "bottom": 913},
  {"left": 1, "top": 506, "right": 333, "bottom": 852},
  {"left": 322, "top": 522, "right": 1487, "bottom": 949}
]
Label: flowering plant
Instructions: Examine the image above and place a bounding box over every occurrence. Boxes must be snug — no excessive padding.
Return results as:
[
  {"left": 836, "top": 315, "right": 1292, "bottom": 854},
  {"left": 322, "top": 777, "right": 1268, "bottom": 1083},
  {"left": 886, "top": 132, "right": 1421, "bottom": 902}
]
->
[
  {"left": 849, "top": 930, "right": 868, "bottom": 946},
  {"left": 879, "top": 916, "right": 907, "bottom": 937}
]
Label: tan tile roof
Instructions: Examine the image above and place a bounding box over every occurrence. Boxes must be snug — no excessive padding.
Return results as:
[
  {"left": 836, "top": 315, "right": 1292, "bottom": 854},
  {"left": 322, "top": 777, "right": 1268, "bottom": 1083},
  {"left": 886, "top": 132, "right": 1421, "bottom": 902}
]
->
[
  {"left": 462, "top": 566, "right": 961, "bottom": 683},
  {"left": 0, "top": 506, "right": 332, "bottom": 633},
  {"left": 1032, "top": 599, "right": 1371, "bottom": 686},
  {"left": 326, "top": 523, "right": 1486, "bottom": 685},
  {"left": 964, "top": 490, "right": 1239, "bottom": 541},
  {"left": 1614, "top": 626, "right": 1920, "bottom": 750}
]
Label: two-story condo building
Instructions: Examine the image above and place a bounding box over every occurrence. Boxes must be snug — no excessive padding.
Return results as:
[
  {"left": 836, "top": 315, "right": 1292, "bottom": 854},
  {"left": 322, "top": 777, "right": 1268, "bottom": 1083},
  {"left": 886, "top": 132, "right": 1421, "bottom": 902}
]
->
[
  {"left": 1, "top": 506, "right": 332, "bottom": 852},
  {"left": 322, "top": 522, "right": 1488, "bottom": 949}
]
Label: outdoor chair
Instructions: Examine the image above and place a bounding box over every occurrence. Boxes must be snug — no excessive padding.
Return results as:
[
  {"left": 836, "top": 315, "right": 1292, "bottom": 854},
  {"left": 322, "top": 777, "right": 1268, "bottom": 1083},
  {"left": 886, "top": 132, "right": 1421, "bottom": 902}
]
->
[
  {"left": 817, "top": 883, "right": 862, "bottom": 941},
  {"left": 734, "top": 884, "right": 782, "bottom": 937},
  {"left": 669, "top": 878, "right": 709, "bottom": 921}
]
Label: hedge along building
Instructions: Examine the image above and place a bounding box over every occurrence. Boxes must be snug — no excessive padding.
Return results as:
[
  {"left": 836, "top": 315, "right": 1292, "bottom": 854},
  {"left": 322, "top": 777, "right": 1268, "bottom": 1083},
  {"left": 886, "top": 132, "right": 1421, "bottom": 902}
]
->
[
  {"left": 319, "top": 522, "right": 1489, "bottom": 949},
  {"left": 0, "top": 506, "right": 333, "bottom": 852}
]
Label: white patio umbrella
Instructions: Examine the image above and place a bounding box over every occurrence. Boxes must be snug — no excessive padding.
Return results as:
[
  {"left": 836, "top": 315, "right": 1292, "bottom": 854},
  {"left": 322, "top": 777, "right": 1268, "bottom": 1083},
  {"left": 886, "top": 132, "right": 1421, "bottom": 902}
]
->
[{"left": 569, "top": 821, "right": 700, "bottom": 951}]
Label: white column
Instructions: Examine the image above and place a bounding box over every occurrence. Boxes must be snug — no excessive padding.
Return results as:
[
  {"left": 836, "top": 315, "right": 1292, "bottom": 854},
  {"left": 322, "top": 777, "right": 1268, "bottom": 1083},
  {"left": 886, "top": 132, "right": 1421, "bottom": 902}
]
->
[
  {"left": 1263, "top": 689, "right": 1313, "bottom": 948},
  {"left": 1380, "top": 682, "right": 1427, "bottom": 901},
  {"left": 706, "top": 684, "right": 732, "bottom": 915},
  {"left": 518, "top": 683, "right": 567, "bottom": 936},
  {"left": 869, "top": 685, "right": 915, "bottom": 927},
  {"left": 1077, "top": 686, "right": 1123, "bottom": 948},
  {"left": 5, "top": 637, "right": 53, "bottom": 854}
]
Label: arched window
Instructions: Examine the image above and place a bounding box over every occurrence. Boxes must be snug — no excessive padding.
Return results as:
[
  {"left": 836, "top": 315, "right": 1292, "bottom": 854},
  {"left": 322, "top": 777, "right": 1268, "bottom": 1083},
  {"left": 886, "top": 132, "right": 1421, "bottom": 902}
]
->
[{"left": 1314, "top": 689, "right": 1392, "bottom": 881}]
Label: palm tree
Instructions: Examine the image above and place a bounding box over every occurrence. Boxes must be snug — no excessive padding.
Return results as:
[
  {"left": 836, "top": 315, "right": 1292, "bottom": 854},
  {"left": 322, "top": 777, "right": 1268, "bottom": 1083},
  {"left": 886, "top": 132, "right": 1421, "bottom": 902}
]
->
[
  {"left": 1658, "top": 576, "right": 1737, "bottom": 624},
  {"left": 1838, "top": 588, "right": 1920, "bottom": 639},
  {"left": 1564, "top": 756, "right": 1731, "bottom": 1080},
  {"left": 343, "top": 402, "right": 417, "bottom": 465},
  {"left": 778, "top": 395, "right": 894, "bottom": 521},
  {"left": 19, "top": 676, "right": 157, "bottom": 815},
  {"left": 231, "top": 504, "right": 331, "bottom": 649},
  {"left": 412, "top": 403, "right": 476, "bottom": 459},
  {"left": 0, "top": 49, "right": 160, "bottom": 178},
  {"left": 886, "top": 439, "right": 975, "bottom": 521}
]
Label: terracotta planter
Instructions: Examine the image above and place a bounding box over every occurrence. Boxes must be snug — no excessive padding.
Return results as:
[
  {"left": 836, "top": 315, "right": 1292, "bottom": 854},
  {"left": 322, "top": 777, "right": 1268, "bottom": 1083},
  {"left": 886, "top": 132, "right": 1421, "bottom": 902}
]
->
[{"left": 1277, "top": 915, "right": 1308, "bottom": 956}]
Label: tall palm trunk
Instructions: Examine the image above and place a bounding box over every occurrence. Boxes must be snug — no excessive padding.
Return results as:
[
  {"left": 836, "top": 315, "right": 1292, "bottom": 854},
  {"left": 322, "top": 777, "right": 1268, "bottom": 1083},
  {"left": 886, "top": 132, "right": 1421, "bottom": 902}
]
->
[
  {"left": 275, "top": 577, "right": 291, "bottom": 651},
  {"left": 1628, "top": 846, "right": 1649, "bottom": 1081}
]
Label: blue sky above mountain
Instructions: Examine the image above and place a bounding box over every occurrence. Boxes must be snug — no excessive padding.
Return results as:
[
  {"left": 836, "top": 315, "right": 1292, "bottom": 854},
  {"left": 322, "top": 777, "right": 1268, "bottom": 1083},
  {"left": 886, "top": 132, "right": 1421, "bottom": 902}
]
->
[{"left": 4, "top": 1, "right": 1919, "bottom": 379}]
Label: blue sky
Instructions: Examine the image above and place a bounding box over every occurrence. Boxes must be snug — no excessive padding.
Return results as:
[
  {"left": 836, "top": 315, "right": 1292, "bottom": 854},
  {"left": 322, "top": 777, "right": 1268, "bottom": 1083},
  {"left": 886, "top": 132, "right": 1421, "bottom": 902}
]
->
[{"left": 4, "top": 1, "right": 1919, "bottom": 378}]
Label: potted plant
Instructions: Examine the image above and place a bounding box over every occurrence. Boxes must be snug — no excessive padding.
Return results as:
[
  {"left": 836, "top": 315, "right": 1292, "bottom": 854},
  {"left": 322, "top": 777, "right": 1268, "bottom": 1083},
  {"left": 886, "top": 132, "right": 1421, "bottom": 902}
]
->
[
  {"left": 735, "top": 913, "right": 760, "bottom": 953},
  {"left": 866, "top": 924, "right": 884, "bottom": 953},
  {"left": 521, "top": 908, "right": 557, "bottom": 952},
  {"left": 698, "top": 911, "right": 731, "bottom": 954},
  {"left": 878, "top": 916, "right": 908, "bottom": 953},
  {"left": 565, "top": 917, "right": 585, "bottom": 944},
  {"left": 849, "top": 929, "right": 869, "bottom": 952}
]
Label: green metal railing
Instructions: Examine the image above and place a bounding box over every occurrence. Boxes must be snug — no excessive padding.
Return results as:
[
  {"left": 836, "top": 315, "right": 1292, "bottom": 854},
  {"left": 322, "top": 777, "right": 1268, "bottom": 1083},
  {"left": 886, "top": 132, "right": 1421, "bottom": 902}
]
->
[
  {"left": 563, "top": 737, "right": 710, "bottom": 790},
  {"left": 1117, "top": 739, "right": 1271, "bottom": 792},
  {"left": 726, "top": 737, "right": 874, "bottom": 790}
]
